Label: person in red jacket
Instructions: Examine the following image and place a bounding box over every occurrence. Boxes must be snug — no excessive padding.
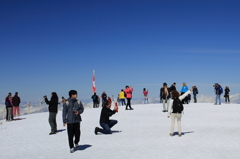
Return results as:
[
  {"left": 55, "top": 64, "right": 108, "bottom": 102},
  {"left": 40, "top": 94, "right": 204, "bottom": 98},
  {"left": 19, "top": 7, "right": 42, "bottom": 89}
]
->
[
  {"left": 143, "top": 88, "right": 148, "bottom": 104},
  {"left": 124, "top": 86, "right": 134, "bottom": 110}
]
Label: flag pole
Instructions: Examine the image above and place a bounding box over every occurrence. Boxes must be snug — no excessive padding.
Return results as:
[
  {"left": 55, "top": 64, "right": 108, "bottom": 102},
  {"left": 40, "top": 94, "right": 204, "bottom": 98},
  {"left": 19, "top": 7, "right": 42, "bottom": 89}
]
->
[{"left": 92, "top": 70, "right": 96, "bottom": 93}]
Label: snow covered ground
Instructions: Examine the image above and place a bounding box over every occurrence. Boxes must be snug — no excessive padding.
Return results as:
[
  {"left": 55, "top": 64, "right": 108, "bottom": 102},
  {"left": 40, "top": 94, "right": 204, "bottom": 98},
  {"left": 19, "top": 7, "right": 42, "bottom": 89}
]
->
[{"left": 0, "top": 103, "right": 240, "bottom": 159}]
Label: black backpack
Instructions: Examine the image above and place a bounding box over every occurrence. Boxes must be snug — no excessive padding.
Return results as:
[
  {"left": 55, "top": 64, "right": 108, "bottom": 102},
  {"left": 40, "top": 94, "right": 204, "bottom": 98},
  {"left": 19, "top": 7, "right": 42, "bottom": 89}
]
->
[
  {"left": 93, "top": 95, "right": 97, "bottom": 101},
  {"left": 172, "top": 98, "right": 184, "bottom": 113}
]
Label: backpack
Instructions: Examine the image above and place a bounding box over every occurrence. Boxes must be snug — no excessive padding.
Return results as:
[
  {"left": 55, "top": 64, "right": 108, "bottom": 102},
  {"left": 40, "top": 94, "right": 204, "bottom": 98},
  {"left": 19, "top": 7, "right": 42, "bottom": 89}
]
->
[
  {"left": 92, "top": 95, "right": 97, "bottom": 101},
  {"left": 219, "top": 86, "right": 223, "bottom": 94},
  {"left": 172, "top": 98, "right": 184, "bottom": 113}
]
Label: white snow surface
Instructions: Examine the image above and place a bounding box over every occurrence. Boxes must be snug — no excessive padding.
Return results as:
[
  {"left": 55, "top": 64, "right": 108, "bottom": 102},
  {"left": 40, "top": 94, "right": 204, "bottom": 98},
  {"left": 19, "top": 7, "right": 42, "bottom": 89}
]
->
[{"left": 0, "top": 103, "right": 240, "bottom": 159}]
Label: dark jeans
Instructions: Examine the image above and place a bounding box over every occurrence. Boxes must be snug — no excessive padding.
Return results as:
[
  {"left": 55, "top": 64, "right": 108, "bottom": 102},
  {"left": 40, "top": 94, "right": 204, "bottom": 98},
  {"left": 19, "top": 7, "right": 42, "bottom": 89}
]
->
[
  {"left": 49, "top": 112, "right": 57, "bottom": 132},
  {"left": 99, "top": 120, "right": 118, "bottom": 134},
  {"left": 102, "top": 99, "right": 107, "bottom": 107},
  {"left": 93, "top": 100, "right": 98, "bottom": 108},
  {"left": 225, "top": 95, "right": 230, "bottom": 103},
  {"left": 193, "top": 94, "right": 197, "bottom": 103},
  {"left": 67, "top": 123, "right": 81, "bottom": 148},
  {"left": 126, "top": 98, "right": 133, "bottom": 109},
  {"left": 6, "top": 107, "right": 14, "bottom": 120},
  {"left": 120, "top": 99, "right": 126, "bottom": 106}
]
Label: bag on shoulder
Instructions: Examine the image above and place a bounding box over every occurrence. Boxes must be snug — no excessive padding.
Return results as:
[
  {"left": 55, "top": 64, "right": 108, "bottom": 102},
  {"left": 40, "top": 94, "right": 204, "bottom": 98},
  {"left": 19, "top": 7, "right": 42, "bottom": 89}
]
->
[
  {"left": 172, "top": 98, "right": 184, "bottom": 113},
  {"left": 66, "top": 100, "right": 81, "bottom": 107}
]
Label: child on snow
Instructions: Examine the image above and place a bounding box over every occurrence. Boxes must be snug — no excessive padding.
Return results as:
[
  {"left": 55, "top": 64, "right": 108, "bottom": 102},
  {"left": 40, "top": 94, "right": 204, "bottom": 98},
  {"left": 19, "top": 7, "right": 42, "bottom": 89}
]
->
[
  {"left": 62, "top": 90, "right": 84, "bottom": 153},
  {"left": 168, "top": 89, "right": 192, "bottom": 137}
]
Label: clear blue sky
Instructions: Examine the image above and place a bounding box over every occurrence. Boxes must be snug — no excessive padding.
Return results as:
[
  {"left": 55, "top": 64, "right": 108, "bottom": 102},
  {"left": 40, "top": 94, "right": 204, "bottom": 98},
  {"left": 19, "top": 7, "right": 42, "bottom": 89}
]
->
[{"left": 1, "top": 0, "right": 240, "bottom": 101}]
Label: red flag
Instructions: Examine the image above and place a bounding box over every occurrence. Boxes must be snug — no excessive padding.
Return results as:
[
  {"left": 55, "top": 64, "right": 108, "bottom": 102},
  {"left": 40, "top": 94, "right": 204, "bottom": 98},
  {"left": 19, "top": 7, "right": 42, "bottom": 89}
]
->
[{"left": 92, "top": 70, "right": 96, "bottom": 93}]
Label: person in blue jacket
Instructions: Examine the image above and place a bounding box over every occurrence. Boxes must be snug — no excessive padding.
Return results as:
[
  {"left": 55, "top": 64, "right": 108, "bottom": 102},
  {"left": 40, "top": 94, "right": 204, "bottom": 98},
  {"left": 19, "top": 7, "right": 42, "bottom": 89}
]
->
[
  {"left": 214, "top": 83, "right": 223, "bottom": 105},
  {"left": 180, "top": 82, "right": 189, "bottom": 104}
]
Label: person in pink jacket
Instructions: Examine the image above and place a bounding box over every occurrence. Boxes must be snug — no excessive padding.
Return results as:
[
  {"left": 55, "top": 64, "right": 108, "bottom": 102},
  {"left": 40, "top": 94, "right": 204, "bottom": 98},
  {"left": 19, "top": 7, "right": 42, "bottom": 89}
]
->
[{"left": 124, "top": 86, "right": 134, "bottom": 110}]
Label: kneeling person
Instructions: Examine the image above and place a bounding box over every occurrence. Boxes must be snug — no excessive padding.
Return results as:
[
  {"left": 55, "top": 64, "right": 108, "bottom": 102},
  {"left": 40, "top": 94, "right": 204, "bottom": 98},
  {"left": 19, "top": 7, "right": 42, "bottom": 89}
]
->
[{"left": 95, "top": 97, "right": 118, "bottom": 135}]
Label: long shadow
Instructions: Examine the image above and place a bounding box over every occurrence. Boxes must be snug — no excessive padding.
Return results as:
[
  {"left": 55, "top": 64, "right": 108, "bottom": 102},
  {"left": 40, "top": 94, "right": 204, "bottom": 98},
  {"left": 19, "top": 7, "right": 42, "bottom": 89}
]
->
[
  {"left": 75, "top": 144, "right": 92, "bottom": 151},
  {"left": 57, "top": 129, "right": 66, "bottom": 133},
  {"left": 173, "top": 131, "right": 194, "bottom": 136},
  {"left": 13, "top": 118, "right": 26, "bottom": 121},
  {"left": 96, "top": 130, "right": 122, "bottom": 135}
]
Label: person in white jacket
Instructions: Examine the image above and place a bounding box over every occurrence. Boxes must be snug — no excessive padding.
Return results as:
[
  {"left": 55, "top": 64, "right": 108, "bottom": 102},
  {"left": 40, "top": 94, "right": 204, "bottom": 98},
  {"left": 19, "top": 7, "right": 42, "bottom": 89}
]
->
[{"left": 168, "top": 89, "right": 192, "bottom": 137}]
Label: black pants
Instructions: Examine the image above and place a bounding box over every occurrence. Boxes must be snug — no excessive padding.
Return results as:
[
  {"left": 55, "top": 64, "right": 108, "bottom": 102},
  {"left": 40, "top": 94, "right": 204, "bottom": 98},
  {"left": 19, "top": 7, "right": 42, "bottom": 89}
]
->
[
  {"left": 181, "top": 92, "right": 188, "bottom": 104},
  {"left": 67, "top": 123, "right": 81, "bottom": 149},
  {"left": 49, "top": 112, "right": 57, "bottom": 132},
  {"left": 93, "top": 100, "right": 98, "bottom": 108},
  {"left": 193, "top": 94, "right": 197, "bottom": 103},
  {"left": 225, "top": 95, "right": 230, "bottom": 103},
  {"left": 126, "top": 98, "right": 132, "bottom": 109}
]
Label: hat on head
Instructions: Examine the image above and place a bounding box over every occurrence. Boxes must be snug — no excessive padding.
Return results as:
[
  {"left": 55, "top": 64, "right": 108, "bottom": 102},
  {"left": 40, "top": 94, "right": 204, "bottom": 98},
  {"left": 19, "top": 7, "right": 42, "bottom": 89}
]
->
[
  {"left": 173, "top": 82, "right": 176, "bottom": 84},
  {"left": 163, "top": 83, "right": 167, "bottom": 86}
]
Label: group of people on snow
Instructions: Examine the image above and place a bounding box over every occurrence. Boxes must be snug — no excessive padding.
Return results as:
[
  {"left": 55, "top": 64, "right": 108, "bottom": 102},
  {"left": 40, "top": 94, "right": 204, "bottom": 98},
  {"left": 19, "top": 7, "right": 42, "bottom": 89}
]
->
[
  {"left": 214, "top": 83, "right": 231, "bottom": 105},
  {"left": 4, "top": 92, "right": 21, "bottom": 121},
  {"left": 3, "top": 82, "right": 232, "bottom": 153}
]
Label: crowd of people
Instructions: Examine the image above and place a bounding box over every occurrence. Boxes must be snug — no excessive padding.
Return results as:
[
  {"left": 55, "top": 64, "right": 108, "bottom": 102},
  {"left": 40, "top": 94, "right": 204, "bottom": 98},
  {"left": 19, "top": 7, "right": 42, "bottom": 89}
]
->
[{"left": 3, "top": 83, "right": 232, "bottom": 153}]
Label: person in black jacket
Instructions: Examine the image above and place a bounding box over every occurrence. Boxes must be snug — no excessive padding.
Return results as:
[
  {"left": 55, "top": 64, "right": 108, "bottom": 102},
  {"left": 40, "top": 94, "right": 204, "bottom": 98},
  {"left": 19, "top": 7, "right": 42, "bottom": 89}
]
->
[
  {"left": 5, "top": 92, "right": 14, "bottom": 121},
  {"left": 169, "top": 83, "right": 176, "bottom": 92},
  {"left": 192, "top": 86, "right": 198, "bottom": 103},
  {"left": 12, "top": 92, "right": 21, "bottom": 117},
  {"left": 44, "top": 92, "right": 59, "bottom": 135},
  {"left": 94, "top": 97, "right": 118, "bottom": 135},
  {"left": 224, "top": 86, "right": 230, "bottom": 104},
  {"left": 91, "top": 93, "right": 99, "bottom": 108},
  {"left": 101, "top": 91, "right": 107, "bottom": 107},
  {"left": 160, "top": 83, "right": 171, "bottom": 112}
]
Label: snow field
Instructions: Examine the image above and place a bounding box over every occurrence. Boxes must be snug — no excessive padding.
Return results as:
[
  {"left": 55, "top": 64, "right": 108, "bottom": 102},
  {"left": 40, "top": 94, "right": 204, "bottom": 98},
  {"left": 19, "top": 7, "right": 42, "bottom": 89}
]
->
[{"left": 0, "top": 103, "right": 240, "bottom": 159}]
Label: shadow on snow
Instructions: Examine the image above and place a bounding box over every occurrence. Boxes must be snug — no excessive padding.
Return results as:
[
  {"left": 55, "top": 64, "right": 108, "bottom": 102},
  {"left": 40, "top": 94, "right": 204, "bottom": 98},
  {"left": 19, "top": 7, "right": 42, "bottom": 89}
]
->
[
  {"left": 173, "top": 131, "right": 194, "bottom": 136},
  {"left": 75, "top": 144, "right": 92, "bottom": 151}
]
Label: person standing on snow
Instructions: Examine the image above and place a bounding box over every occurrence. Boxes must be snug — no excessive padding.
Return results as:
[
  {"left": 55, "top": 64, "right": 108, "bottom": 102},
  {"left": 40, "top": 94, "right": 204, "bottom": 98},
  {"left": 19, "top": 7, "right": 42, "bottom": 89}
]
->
[
  {"left": 124, "top": 86, "right": 134, "bottom": 110},
  {"left": 168, "top": 89, "right": 192, "bottom": 137},
  {"left": 44, "top": 92, "right": 59, "bottom": 135},
  {"left": 5, "top": 92, "right": 14, "bottom": 121},
  {"left": 94, "top": 97, "right": 118, "bottom": 135},
  {"left": 160, "top": 83, "right": 171, "bottom": 112},
  {"left": 214, "top": 83, "right": 223, "bottom": 105},
  {"left": 101, "top": 91, "right": 107, "bottom": 107},
  {"left": 192, "top": 86, "right": 198, "bottom": 103},
  {"left": 224, "top": 86, "right": 230, "bottom": 104},
  {"left": 169, "top": 83, "right": 177, "bottom": 92},
  {"left": 180, "top": 82, "right": 189, "bottom": 104},
  {"left": 62, "top": 90, "right": 84, "bottom": 153},
  {"left": 119, "top": 89, "right": 126, "bottom": 106},
  {"left": 91, "top": 93, "right": 99, "bottom": 108},
  {"left": 12, "top": 92, "right": 21, "bottom": 117},
  {"left": 143, "top": 88, "right": 148, "bottom": 104}
]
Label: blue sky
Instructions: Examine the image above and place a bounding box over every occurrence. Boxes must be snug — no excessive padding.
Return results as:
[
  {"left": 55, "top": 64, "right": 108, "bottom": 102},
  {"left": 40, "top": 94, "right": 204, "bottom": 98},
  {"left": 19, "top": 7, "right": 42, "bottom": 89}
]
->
[{"left": 1, "top": 0, "right": 240, "bottom": 101}]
